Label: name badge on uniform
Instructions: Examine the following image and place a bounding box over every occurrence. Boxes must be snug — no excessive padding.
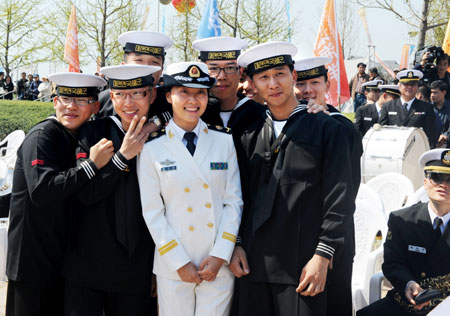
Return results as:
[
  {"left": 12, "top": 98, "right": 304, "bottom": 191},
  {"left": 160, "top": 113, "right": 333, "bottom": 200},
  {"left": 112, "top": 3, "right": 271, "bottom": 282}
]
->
[
  {"left": 414, "top": 112, "right": 425, "bottom": 115},
  {"left": 160, "top": 159, "right": 176, "bottom": 172},
  {"left": 161, "top": 166, "right": 177, "bottom": 172},
  {"left": 388, "top": 112, "right": 398, "bottom": 115},
  {"left": 210, "top": 162, "right": 228, "bottom": 170},
  {"left": 408, "top": 245, "right": 426, "bottom": 254},
  {"left": 364, "top": 117, "right": 373, "bottom": 121}
]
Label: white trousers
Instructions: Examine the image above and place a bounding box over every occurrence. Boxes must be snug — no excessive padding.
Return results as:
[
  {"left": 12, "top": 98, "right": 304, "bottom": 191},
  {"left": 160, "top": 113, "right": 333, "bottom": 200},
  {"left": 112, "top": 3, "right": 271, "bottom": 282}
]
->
[{"left": 157, "top": 275, "right": 234, "bottom": 316}]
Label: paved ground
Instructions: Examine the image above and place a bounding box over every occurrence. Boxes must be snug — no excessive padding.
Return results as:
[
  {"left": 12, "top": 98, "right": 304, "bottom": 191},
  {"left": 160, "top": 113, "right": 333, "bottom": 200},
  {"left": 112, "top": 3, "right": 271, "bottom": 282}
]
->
[{"left": 0, "top": 282, "right": 6, "bottom": 316}]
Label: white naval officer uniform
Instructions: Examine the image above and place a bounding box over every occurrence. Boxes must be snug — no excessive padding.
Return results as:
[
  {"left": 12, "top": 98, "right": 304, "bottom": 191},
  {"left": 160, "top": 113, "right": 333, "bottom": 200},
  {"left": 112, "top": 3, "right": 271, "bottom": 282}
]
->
[{"left": 137, "top": 119, "right": 243, "bottom": 316}]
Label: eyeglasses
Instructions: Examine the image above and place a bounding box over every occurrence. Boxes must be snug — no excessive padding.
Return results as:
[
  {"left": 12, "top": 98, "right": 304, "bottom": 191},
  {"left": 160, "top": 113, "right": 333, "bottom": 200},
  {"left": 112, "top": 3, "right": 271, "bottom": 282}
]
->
[
  {"left": 111, "top": 90, "right": 149, "bottom": 100},
  {"left": 208, "top": 66, "right": 239, "bottom": 75},
  {"left": 427, "top": 172, "right": 450, "bottom": 185},
  {"left": 58, "top": 96, "right": 97, "bottom": 107}
]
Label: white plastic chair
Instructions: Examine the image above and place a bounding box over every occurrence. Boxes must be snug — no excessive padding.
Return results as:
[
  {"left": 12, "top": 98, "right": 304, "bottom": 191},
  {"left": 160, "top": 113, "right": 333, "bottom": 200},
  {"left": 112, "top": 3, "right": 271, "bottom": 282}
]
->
[
  {"left": 352, "top": 198, "right": 387, "bottom": 312},
  {"left": 404, "top": 186, "right": 429, "bottom": 207},
  {"left": 0, "top": 217, "right": 8, "bottom": 281},
  {"left": 366, "top": 172, "right": 415, "bottom": 218},
  {"left": 0, "top": 130, "right": 25, "bottom": 168},
  {"left": 356, "top": 183, "right": 386, "bottom": 220}
]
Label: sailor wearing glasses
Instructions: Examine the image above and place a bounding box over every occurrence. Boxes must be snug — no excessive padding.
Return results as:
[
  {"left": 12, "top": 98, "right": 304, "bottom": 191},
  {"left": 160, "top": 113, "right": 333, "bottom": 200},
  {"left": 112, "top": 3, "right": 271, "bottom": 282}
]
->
[
  {"left": 193, "top": 37, "right": 266, "bottom": 139},
  {"left": 137, "top": 61, "right": 243, "bottom": 316},
  {"left": 6, "top": 73, "right": 109, "bottom": 316},
  {"left": 358, "top": 149, "right": 450, "bottom": 315},
  {"left": 63, "top": 64, "right": 160, "bottom": 316}
]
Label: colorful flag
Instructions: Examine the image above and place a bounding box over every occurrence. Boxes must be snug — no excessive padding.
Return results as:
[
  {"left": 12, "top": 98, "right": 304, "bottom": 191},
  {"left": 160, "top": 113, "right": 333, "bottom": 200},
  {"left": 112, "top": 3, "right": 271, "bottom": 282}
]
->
[
  {"left": 196, "top": 0, "right": 221, "bottom": 39},
  {"left": 64, "top": 4, "right": 80, "bottom": 72},
  {"left": 399, "top": 44, "right": 410, "bottom": 69},
  {"left": 313, "top": 0, "right": 350, "bottom": 107},
  {"left": 443, "top": 18, "right": 450, "bottom": 71}
]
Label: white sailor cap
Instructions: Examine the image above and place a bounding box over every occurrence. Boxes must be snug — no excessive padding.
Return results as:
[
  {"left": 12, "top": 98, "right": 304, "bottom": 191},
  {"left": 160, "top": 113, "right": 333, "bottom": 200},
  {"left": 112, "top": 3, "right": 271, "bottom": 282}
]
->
[
  {"left": 193, "top": 36, "right": 248, "bottom": 61},
  {"left": 118, "top": 31, "right": 173, "bottom": 56},
  {"left": 294, "top": 56, "right": 332, "bottom": 81},
  {"left": 48, "top": 72, "right": 107, "bottom": 97},
  {"left": 100, "top": 64, "right": 161, "bottom": 90},
  {"left": 163, "top": 62, "right": 216, "bottom": 89},
  {"left": 419, "top": 149, "right": 450, "bottom": 174},
  {"left": 396, "top": 69, "right": 423, "bottom": 83},
  {"left": 361, "top": 80, "right": 383, "bottom": 90},
  {"left": 379, "top": 84, "right": 400, "bottom": 96},
  {"left": 237, "top": 41, "right": 297, "bottom": 75}
]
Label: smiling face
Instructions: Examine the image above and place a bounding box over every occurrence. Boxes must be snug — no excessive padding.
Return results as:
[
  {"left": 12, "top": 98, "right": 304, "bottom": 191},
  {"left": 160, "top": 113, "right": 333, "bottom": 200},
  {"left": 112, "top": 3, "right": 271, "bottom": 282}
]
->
[
  {"left": 251, "top": 65, "right": 297, "bottom": 109},
  {"left": 399, "top": 81, "right": 419, "bottom": 101},
  {"left": 205, "top": 59, "right": 241, "bottom": 101},
  {"left": 166, "top": 86, "right": 208, "bottom": 132},
  {"left": 124, "top": 52, "right": 163, "bottom": 83},
  {"left": 111, "top": 86, "right": 155, "bottom": 131},
  {"left": 294, "top": 75, "right": 329, "bottom": 105},
  {"left": 53, "top": 96, "right": 99, "bottom": 133}
]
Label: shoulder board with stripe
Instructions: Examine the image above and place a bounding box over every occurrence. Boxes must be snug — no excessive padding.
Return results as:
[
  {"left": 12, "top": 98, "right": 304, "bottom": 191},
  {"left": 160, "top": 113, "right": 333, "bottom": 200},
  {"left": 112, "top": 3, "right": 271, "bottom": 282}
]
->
[
  {"left": 146, "top": 128, "right": 166, "bottom": 143},
  {"left": 207, "top": 124, "right": 232, "bottom": 134}
]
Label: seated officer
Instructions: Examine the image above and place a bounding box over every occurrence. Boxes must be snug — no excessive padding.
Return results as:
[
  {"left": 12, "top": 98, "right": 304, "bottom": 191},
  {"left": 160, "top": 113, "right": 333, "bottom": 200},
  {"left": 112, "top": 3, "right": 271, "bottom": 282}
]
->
[
  {"left": 6, "top": 73, "right": 110, "bottom": 316},
  {"left": 358, "top": 148, "right": 450, "bottom": 316}
]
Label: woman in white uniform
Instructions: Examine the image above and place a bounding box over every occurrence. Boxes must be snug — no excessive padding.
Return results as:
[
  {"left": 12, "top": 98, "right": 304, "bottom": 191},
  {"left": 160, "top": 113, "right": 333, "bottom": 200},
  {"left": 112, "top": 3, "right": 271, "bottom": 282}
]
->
[{"left": 137, "top": 62, "right": 243, "bottom": 316}]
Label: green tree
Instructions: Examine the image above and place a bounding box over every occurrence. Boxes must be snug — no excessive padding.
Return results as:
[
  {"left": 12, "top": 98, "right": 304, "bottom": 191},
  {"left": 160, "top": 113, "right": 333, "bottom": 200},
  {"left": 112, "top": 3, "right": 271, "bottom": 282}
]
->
[
  {"left": 0, "top": 0, "right": 47, "bottom": 76},
  {"left": 355, "top": 0, "right": 449, "bottom": 49}
]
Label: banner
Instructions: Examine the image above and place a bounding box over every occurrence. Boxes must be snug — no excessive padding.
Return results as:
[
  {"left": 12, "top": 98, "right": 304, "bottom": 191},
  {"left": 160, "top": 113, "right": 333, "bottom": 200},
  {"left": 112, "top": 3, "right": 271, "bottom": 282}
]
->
[
  {"left": 313, "top": 0, "right": 350, "bottom": 106},
  {"left": 64, "top": 4, "right": 80, "bottom": 73},
  {"left": 399, "top": 44, "right": 410, "bottom": 69},
  {"left": 443, "top": 18, "right": 450, "bottom": 55},
  {"left": 357, "top": 7, "right": 374, "bottom": 46},
  {"left": 196, "top": 0, "right": 221, "bottom": 39}
]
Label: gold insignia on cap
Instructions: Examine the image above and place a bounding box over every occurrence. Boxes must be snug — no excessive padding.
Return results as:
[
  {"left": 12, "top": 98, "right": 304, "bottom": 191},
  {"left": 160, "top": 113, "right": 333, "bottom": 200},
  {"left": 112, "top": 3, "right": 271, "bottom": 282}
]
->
[
  {"left": 189, "top": 66, "right": 200, "bottom": 78},
  {"left": 443, "top": 151, "right": 450, "bottom": 165},
  {"left": 386, "top": 231, "right": 392, "bottom": 240},
  {"left": 407, "top": 71, "right": 413, "bottom": 78}
]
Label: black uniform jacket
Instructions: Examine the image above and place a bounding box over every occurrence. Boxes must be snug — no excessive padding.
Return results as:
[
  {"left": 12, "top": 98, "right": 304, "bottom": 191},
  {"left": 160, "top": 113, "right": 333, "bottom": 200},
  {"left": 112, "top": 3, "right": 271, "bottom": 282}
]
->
[
  {"left": 7, "top": 117, "right": 96, "bottom": 285},
  {"left": 383, "top": 202, "right": 450, "bottom": 297},
  {"left": 237, "top": 106, "right": 354, "bottom": 285},
  {"left": 379, "top": 98, "right": 436, "bottom": 147},
  {"left": 328, "top": 107, "right": 362, "bottom": 262},
  {"left": 354, "top": 103, "right": 379, "bottom": 137},
  {"left": 63, "top": 116, "right": 154, "bottom": 293},
  {"left": 95, "top": 86, "right": 173, "bottom": 124},
  {"left": 201, "top": 94, "right": 266, "bottom": 139}
]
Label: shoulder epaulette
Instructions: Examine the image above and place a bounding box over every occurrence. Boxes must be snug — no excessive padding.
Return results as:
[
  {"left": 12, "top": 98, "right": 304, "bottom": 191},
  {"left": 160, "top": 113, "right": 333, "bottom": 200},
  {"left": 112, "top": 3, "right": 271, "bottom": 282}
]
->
[
  {"left": 146, "top": 128, "right": 166, "bottom": 143},
  {"left": 207, "top": 124, "right": 232, "bottom": 134}
]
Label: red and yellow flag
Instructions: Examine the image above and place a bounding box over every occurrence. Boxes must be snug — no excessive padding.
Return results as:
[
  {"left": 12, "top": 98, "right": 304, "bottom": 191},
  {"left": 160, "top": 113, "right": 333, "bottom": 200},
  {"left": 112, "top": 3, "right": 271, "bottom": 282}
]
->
[
  {"left": 313, "top": 0, "right": 350, "bottom": 107},
  {"left": 64, "top": 4, "right": 80, "bottom": 72}
]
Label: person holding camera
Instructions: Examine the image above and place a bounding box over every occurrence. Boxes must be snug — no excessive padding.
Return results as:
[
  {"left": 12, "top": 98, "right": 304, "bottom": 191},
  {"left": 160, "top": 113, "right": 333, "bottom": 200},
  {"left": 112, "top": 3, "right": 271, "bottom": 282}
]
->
[{"left": 415, "top": 50, "right": 450, "bottom": 99}]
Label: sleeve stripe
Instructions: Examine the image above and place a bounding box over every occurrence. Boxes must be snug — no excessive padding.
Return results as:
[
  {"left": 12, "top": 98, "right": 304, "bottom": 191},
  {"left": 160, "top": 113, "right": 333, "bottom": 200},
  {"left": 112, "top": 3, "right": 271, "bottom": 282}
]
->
[
  {"left": 112, "top": 153, "right": 128, "bottom": 170},
  {"left": 222, "top": 232, "right": 237, "bottom": 243},
  {"left": 158, "top": 240, "right": 178, "bottom": 256},
  {"left": 316, "top": 243, "right": 335, "bottom": 257},
  {"left": 80, "top": 161, "right": 95, "bottom": 179}
]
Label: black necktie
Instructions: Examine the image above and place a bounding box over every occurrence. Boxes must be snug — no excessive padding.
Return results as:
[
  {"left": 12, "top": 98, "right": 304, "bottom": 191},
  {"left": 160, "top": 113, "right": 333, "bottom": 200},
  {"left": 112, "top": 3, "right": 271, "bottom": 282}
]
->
[
  {"left": 184, "top": 132, "right": 196, "bottom": 156},
  {"left": 403, "top": 103, "right": 408, "bottom": 114},
  {"left": 434, "top": 217, "right": 443, "bottom": 242}
]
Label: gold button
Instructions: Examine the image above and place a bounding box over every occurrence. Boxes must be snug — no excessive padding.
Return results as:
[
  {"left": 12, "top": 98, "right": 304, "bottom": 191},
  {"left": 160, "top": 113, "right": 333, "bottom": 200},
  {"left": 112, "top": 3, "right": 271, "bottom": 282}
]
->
[
  {"left": 187, "top": 207, "right": 193, "bottom": 213},
  {"left": 205, "top": 203, "right": 211, "bottom": 208},
  {"left": 189, "top": 226, "right": 194, "bottom": 231},
  {"left": 203, "top": 183, "right": 209, "bottom": 189},
  {"left": 184, "top": 187, "right": 190, "bottom": 193},
  {"left": 421, "top": 272, "right": 426, "bottom": 278},
  {"left": 207, "top": 222, "right": 214, "bottom": 228}
]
